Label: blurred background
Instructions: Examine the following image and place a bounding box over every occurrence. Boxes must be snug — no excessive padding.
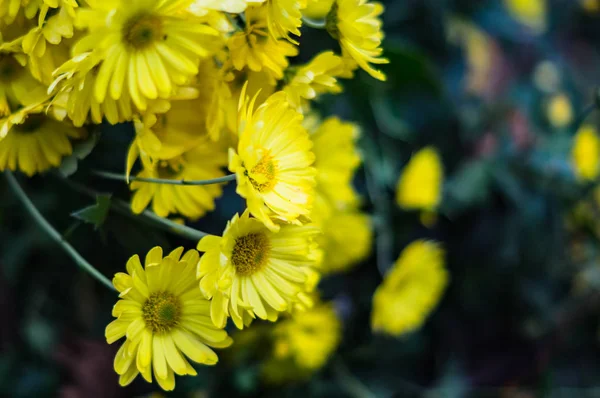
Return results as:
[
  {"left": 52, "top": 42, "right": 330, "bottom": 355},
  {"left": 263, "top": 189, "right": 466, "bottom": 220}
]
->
[{"left": 3, "top": 0, "right": 600, "bottom": 396}]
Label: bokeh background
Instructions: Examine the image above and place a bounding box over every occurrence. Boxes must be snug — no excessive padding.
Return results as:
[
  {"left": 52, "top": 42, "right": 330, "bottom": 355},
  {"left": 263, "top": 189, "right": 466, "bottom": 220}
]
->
[{"left": 3, "top": 0, "right": 600, "bottom": 396}]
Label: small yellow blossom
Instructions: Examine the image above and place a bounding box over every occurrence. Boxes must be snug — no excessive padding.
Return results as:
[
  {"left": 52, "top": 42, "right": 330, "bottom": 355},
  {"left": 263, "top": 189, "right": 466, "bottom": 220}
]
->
[
  {"left": 572, "top": 125, "right": 600, "bottom": 181},
  {"left": 371, "top": 240, "right": 448, "bottom": 336},
  {"left": 547, "top": 93, "right": 573, "bottom": 128},
  {"left": 265, "top": 0, "right": 307, "bottom": 44},
  {"left": 504, "top": 0, "right": 547, "bottom": 34},
  {"left": 396, "top": 147, "right": 444, "bottom": 211}
]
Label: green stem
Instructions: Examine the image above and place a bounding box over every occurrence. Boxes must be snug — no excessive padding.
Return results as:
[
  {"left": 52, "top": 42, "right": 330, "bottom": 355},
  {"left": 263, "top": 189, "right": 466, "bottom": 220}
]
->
[
  {"left": 332, "top": 358, "right": 377, "bottom": 398},
  {"left": 93, "top": 170, "right": 237, "bottom": 186},
  {"left": 5, "top": 171, "right": 115, "bottom": 292},
  {"left": 302, "top": 16, "right": 327, "bottom": 29}
]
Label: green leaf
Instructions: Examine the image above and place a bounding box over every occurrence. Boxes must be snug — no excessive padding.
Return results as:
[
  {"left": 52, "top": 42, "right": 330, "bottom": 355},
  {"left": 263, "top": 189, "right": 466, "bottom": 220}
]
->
[
  {"left": 58, "top": 130, "right": 101, "bottom": 177},
  {"left": 441, "top": 160, "right": 492, "bottom": 216},
  {"left": 71, "top": 194, "right": 112, "bottom": 230}
]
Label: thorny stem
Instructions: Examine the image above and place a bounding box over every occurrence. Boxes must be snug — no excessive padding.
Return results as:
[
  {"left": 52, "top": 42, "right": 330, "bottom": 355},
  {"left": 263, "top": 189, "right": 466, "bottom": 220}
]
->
[
  {"left": 93, "top": 170, "right": 237, "bottom": 186},
  {"left": 5, "top": 171, "right": 116, "bottom": 292}
]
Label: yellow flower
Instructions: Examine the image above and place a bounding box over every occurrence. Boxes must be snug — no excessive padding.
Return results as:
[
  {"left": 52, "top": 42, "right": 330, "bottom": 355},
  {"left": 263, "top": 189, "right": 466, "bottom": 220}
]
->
[
  {"left": 197, "top": 210, "right": 321, "bottom": 329},
  {"left": 504, "top": 0, "right": 547, "bottom": 34},
  {"left": 228, "top": 5, "right": 298, "bottom": 81},
  {"left": 54, "top": 0, "right": 221, "bottom": 111},
  {"left": 572, "top": 125, "right": 600, "bottom": 181},
  {"left": 229, "top": 88, "right": 316, "bottom": 231},
  {"left": 270, "top": 301, "right": 341, "bottom": 370},
  {"left": 326, "top": 0, "right": 388, "bottom": 81},
  {"left": 265, "top": 0, "right": 307, "bottom": 44},
  {"left": 396, "top": 147, "right": 444, "bottom": 211},
  {"left": 283, "top": 51, "right": 346, "bottom": 111},
  {"left": 0, "top": 104, "right": 85, "bottom": 176},
  {"left": 319, "top": 210, "right": 372, "bottom": 273},
  {"left": 189, "top": 0, "right": 265, "bottom": 14},
  {"left": 311, "top": 116, "right": 361, "bottom": 211},
  {"left": 546, "top": 93, "right": 573, "bottom": 128},
  {"left": 106, "top": 247, "right": 233, "bottom": 391},
  {"left": 371, "top": 240, "right": 448, "bottom": 336},
  {"left": 303, "top": 0, "right": 335, "bottom": 19},
  {"left": 0, "top": 52, "right": 49, "bottom": 117},
  {"left": 130, "top": 142, "right": 227, "bottom": 220}
]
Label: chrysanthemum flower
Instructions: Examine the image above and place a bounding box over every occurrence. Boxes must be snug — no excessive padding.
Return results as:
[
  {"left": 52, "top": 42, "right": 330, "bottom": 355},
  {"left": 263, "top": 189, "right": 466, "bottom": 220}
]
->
[
  {"left": 396, "top": 147, "right": 444, "bottom": 211},
  {"left": 371, "top": 240, "right": 448, "bottom": 336},
  {"left": 55, "top": 0, "right": 221, "bottom": 111},
  {"left": 303, "top": 0, "right": 334, "bottom": 19},
  {"left": 131, "top": 142, "right": 227, "bottom": 220},
  {"left": 228, "top": 5, "right": 298, "bottom": 81},
  {"left": 189, "top": 0, "right": 265, "bottom": 14},
  {"left": 229, "top": 89, "right": 316, "bottom": 231},
  {"left": 0, "top": 105, "right": 86, "bottom": 176},
  {"left": 326, "top": 0, "right": 389, "bottom": 81},
  {"left": 270, "top": 301, "right": 341, "bottom": 370},
  {"left": 572, "top": 125, "right": 600, "bottom": 181},
  {"left": 0, "top": 52, "right": 49, "bottom": 117},
  {"left": 265, "top": 0, "right": 307, "bottom": 44},
  {"left": 197, "top": 210, "right": 321, "bottom": 329},
  {"left": 283, "top": 51, "right": 346, "bottom": 111},
  {"left": 106, "top": 247, "right": 233, "bottom": 391}
]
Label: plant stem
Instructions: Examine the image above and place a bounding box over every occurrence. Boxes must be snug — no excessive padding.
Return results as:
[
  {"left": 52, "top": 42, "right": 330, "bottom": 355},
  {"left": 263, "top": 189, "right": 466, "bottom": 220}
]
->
[
  {"left": 5, "top": 171, "right": 115, "bottom": 292},
  {"left": 93, "top": 170, "right": 237, "bottom": 186},
  {"left": 332, "top": 358, "right": 377, "bottom": 398},
  {"left": 302, "top": 16, "right": 327, "bottom": 29}
]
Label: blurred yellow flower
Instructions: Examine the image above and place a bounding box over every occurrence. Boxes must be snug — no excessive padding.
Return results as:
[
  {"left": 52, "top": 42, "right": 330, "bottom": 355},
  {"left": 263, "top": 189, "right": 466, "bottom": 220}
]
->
[
  {"left": 572, "top": 125, "right": 600, "bottom": 181},
  {"left": 230, "top": 89, "right": 316, "bottom": 231},
  {"left": 504, "top": 0, "right": 547, "bottom": 34},
  {"left": 0, "top": 52, "right": 48, "bottom": 117},
  {"left": 326, "top": 0, "right": 388, "bottom": 81},
  {"left": 303, "top": 0, "right": 335, "bottom": 20},
  {"left": 547, "top": 93, "right": 573, "bottom": 128},
  {"left": 283, "top": 51, "right": 346, "bottom": 111},
  {"left": 197, "top": 210, "right": 321, "bottom": 329},
  {"left": 106, "top": 247, "right": 232, "bottom": 391},
  {"left": 371, "top": 240, "right": 448, "bottom": 336},
  {"left": 228, "top": 5, "right": 298, "bottom": 81},
  {"left": 189, "top": 0, "right": 265, "bottom": 14},
  {"left": 266, "top": 0, "right": 307, "bottom": 44},
  {"left": 396, "top": 147, "right": 444, "bottom": 212}
]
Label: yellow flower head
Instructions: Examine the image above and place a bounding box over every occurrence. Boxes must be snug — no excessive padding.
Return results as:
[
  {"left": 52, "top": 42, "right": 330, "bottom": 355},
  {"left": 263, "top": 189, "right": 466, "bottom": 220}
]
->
[
  {"left": 572, "top": 125, "right": 600, "bottom": 181},
  {"left": 106, "top": 247, "right": 233, "bottom": 391},
  {"left": 326, "top": 0, "right": 389, "bottom": 81},
  {"left": 319, "top": 210, "right": 372, "bottom": 273},
  {"left": 229, "top": 88, "right": 316, "bottom": 231},
  {"left": 270, "top": 301, "right": 341, "bottom": 370},
  {"left": 396, "top": 147, "right": 444, "bottom": 211},
  {"left": 130, "top": 142, "right": 227, "bottom": 220},
  {"left": 197, "top": 210, "right": 321, "bottom": 329},
  {"left": 547, "top": 93, "right": 573, "bottom": 128},
  {"left": 303, "top": 0, "right": 335, "bottom": 19},
  {"left": 265, "top": 0, "right": 307, "bottom": 44},
  {"left": 228, "top": 5, "right": 298, "bottom": 81},
  {"left": 504, "top": 0, "right": 547, "bottom": 34},
  {"left": 54, "top": 0, "right": 221, "bottom": 111},
  {"left": 0, "top": 103, "right": 85, "bottom": 176},
  {"left": 0, "top": 52, "right": 49, "bottom": 117},
  {"left": 371, "top": 240, "right": 448, "bottom": 336},
  {"left": 283, "top": 51, "right": 346, "bottom": 111},
  {"left": 189, "top": 0, "right": 265, "bottom": 14}
]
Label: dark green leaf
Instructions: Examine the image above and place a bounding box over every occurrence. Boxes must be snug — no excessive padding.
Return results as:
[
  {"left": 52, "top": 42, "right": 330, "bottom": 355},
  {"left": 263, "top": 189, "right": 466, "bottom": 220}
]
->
[{"left": 71, "top": 194, "right": 111, "bottom": 230}]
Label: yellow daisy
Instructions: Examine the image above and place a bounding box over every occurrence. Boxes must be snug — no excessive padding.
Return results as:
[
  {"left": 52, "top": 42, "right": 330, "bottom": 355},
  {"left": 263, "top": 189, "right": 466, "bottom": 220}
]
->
[
  {"left": 0, "top": 104, "right": 86, "bottom": 176},
  {"left": 265, "top": 0, "right": 307, "bottom": 44},
  {"left": 0, "top": 52, "right": 48, "bottom": 117},
  {"left": 303, "top": 0, "right": 335, "bottom": 19},
  {"left": 106, "top": 246, "right": 233, "bottom": 391},
  {"left": 130, "top": 142, "right": 227, "bottom": 220},
  {"left": 229, "top": 88, "right": 316, "bottom": 231},
  {"left": 283, "top": 51, "right": 346, "bottom": 111},
  {"left": 572, "top": 125, "right": 600, "bottom": 181},
  {"left": 54, "top": 0, "right": 221, "bottom": 111},
  {"left": 396, "top": 146, "right": 444, "bottom": 211},
  {"left": 326, "top": 0, "right": 389, "bottom": 81},
  {"left": 228, "top": 5, "right": 298, "bottom": 81},
  {"left": 197, "top": 210, "right": 321, "bottom": 329},
  {"left": 371, "top": 240, "right": 448, "bottom": 336}
]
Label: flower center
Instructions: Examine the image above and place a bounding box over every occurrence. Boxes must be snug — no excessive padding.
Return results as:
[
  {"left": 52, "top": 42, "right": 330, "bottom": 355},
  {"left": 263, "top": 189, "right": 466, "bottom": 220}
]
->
[
  {"left": 248, "top": 153, "right": 277, "bottom": 193},
  {"left": 0, "top": 56, "right": 22, "bottom": 84},
  {"left": 156, "top": 160, "right": 183, "bottom": 179},
  {"left": 123, "top": 13, "right": 163, "bottom": 50},
  {"left": 325, "top": 3, "right": 340, "bottom": 40},
  {"left": 12, "top": 114, "right": 45, "bottom": 135},
  {"left": 142, "top": 292, "right": 181, "bottom": 333},
  {"left": 231, "top": 233, "right": 271, "bottom": 276}
]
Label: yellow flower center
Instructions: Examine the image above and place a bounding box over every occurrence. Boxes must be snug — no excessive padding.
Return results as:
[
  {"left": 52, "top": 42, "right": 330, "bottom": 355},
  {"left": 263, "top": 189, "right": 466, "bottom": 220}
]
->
[
  {"left": 248, "top": 153, "right": 278, "bottom": 192},
  {"left": 0, "top": 56, "right": 22, "bottom": 84},
  {"left": 231, "top": 233, "right": 271, "bottom": 276},
  {"left": 12, "top": 114, "right": 45, "bottom": 135},
  {"left": 123, "top": 13, "right": 164, "bottom": 50},
  {"left": 325, "top": 3, "right": 340, "bottom": 40},
  {"left": 142, "top": 292, "right": 181, "bottom": 333},
  {"left": 156, "top": 160, "right": 183, "bottom": 179}
]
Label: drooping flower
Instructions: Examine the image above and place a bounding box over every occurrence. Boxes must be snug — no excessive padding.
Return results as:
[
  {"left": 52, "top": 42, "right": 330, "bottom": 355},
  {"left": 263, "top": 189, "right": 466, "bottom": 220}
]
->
[
  {"left": 396, "top": 147, "right": 444, "bottom": 212},
  {"left": 326, "top": 0, "right": 388, "bottom": 81},
  {"left": 228, "top": 5, "right": 298, "bottom": 81},
  {"left": 371, "top": 240, "right": 448, "bottom": 336},
  {"left": 265, "top": 0, "right": 307, "bottom": 44},
  {"left": 130, "top": 141, "right": 227, "bottom": 220},
  {"left": 283, "top": 51, "right": 346, "bottom": 112},
  {"left": 229, "top": 88, "right": 316, "bottom": 231},
  {"left": 53, "top": 0, "right": 221, "bottom": 111},
  {"left": 106, "top": 247, "right": 233, "bottom": 391},
  {"left": 197, "top": 210, "right": 321, "bottom": 329},
  {"left": 572, "top": 125, "right": 600, "bottom": 181}
]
